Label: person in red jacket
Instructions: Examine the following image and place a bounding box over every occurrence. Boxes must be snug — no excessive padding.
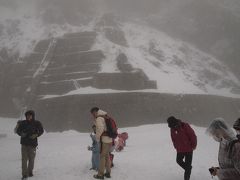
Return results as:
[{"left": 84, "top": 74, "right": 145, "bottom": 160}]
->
[{"left": 167, "top": 116, "right": 197, "bottom": 180}]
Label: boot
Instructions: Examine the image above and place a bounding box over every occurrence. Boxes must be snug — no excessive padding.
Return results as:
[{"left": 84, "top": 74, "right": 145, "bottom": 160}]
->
[
  {"left": 93, "top": 174, "right": 104, "bottom": 179},
  {"left": 104, "top": 172, "right": 111, "bottom": 178},
  {"left": 22, "top": 175, "right": 28, "bottom": 180},
  {"left": 28, "top": 171, "right": 33, "bottom": 177}
]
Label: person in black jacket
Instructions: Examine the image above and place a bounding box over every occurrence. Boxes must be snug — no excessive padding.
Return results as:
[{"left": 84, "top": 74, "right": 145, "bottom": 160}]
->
[{"left": 16, "top": 110, "right": 44, "bottom": 180}]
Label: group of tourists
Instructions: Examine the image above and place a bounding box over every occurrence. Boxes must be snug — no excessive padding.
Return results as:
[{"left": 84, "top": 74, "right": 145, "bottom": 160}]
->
[
  {"left": 15, "top": 108, "right": 240, "bottom": 180},
  {"left": 88, "top": 124, "right": 128, "bottom": 171}
]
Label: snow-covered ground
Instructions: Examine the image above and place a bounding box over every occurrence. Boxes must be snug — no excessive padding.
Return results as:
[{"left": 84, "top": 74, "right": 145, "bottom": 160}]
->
[{"left": 0, "top": 117, "right": 219, "bottom": 180}]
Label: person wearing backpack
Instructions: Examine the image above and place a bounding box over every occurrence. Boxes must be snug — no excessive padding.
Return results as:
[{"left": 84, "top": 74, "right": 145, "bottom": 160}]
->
[
  {"left": 90, "top": 107, "right": 113, "bottom": 179},
  {"left": 16, "top": 110, "right": 44, "bottom": 180},
  {"left": 167, "top": 116, "right": 197, "bottom": 180},
  {"left": 206, "top": 118, "right": 240, "bottom": 180}
]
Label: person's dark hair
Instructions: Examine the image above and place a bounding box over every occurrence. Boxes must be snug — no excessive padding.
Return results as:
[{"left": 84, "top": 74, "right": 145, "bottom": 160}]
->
[
  {"left": 90, "top": 107, "right": 99, "bottom": 113},
  {"left": 167, "top": 116, "right": 179, "bottom": 128},
  {"left": 233, "top": 118, "right": 240, "bottom": 130},
  {"left": 167, "top": 116, "right": 177, "bottom": 122}
]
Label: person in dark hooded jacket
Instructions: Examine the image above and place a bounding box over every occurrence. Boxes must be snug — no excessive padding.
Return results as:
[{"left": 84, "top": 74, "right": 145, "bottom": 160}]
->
[
  {"left": 167, "top": 116, "right": 197, "bottom": 180},
  {"left": 16, "top": 110, "right": 44, "bottom": 180}
]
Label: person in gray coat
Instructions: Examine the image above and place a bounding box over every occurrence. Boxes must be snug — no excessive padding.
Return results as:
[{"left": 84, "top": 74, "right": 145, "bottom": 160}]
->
[{"left": 206, "top": 118, "right": 240, "bottom": 180}]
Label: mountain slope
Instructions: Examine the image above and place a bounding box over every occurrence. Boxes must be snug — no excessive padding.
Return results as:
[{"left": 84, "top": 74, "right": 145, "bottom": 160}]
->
[
  {"left": 1, "top": 14, "right": 239, "bottom": 98},
  {"left": 92, "top": 18, "right": 240, "bottom": 96},
  {"left": 0, "top": 13, "right": 240, "bottom": 131}
]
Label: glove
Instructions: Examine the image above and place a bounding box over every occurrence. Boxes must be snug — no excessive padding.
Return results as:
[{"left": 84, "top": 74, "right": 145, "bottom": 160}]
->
[
  {"left": 87, "top": 146, "right": 92, "bottom": 151},
  {"left": 209, "top": 167, "right": 219, "bottom": 176},
  {"left": 30, "top": 134, "right": 38, "bottom": 139}
]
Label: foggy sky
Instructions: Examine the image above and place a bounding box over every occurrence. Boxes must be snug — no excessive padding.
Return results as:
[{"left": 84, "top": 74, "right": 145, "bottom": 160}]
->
[
  {"left": 1, "top": 0, "right": 239, "bottom": 24},
  {"left": 0, "top": 0, "right": 183, "bottom": 21}
]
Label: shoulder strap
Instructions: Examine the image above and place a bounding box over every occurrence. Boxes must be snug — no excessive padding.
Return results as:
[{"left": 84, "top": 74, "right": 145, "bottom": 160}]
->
[{"left": 228, "top": 139, "right": 240, "bottom": 158}]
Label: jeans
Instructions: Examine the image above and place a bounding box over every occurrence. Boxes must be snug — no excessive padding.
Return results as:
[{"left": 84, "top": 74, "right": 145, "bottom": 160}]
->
[{"left": 92, "top": 152, "right": 100, "bottom": 170}]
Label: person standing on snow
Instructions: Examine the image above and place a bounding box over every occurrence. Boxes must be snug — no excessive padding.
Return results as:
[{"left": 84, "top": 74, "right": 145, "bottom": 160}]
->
[
  {"left": 206, "top": 118, "right": 240, "bottom": 180},
  {"left": 16, "top": 110, "right": 44, "bottom": 180},
  {"left": 88, "top": 125, "right": 100, "bottom": 171},
  {"left": 90, "top": 107, "right": 112, "bottom": 179},
  {"left": 167, "top": 116, "right": 197, "bottom": 180}
]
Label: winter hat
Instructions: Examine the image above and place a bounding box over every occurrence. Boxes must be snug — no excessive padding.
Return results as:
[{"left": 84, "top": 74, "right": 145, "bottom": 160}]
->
[
  {"left": 167, "top": 116, "right": 179, "bottom": 128},
  {"left": 90, "top": 107, "right": 99, "bottom": 113},
  {"left": 233, "top": 118, "right": 240, "bottom": 130}
]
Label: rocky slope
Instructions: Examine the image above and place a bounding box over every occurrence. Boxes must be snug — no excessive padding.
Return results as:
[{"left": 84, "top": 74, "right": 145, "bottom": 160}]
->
[{"left": 0, "top": 12, "right": 240, "bottom": 131}]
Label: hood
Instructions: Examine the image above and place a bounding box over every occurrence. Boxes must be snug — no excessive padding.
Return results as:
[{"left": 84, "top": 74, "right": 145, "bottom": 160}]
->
[
  {"left": 97, "top": 109, "right": 107, "bottom": 117},
  {"left": 206, "top": 117, "right": 235, "bottom": 140},
  {"left": 233, "top": 118, "right": 240, "bottom": 130},
  {"left": 25, "top": 110, "right": 35, "bottom": 120}
]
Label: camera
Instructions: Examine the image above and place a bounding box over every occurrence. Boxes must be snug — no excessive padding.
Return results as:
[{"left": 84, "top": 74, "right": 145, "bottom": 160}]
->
[
  {"left": 209, "top": 167, "right": 219, "bottom": 175},
  {"left": 209, "top": 168, "right": 214, "bottom": 174}
]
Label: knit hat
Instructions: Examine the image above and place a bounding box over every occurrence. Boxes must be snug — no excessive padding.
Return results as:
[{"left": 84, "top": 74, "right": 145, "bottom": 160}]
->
[{"left": 233, "top": 118, "right": 240, "bottom": 130}]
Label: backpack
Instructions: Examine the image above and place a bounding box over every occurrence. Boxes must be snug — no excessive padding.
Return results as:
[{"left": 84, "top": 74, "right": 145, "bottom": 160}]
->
[{"left": 103, "top": 116, "right": 118, "bottom": 139}]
